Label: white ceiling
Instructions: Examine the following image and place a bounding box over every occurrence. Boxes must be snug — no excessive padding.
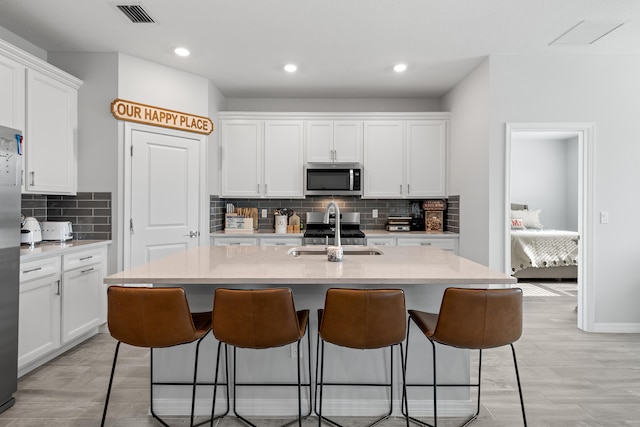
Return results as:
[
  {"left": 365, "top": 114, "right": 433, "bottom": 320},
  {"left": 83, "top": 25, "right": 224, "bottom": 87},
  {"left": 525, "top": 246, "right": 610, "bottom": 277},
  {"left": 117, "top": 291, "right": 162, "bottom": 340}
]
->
[{"left": 1, "top": 0, "right": 639, "bottom": 99}]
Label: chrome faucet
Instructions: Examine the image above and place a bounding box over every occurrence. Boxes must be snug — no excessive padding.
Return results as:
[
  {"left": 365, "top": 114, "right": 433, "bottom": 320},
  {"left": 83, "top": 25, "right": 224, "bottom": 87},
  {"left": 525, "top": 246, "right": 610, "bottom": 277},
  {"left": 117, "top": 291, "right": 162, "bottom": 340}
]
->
[{"left": 323, "top": 201, "right": 341, "bottom": 247}]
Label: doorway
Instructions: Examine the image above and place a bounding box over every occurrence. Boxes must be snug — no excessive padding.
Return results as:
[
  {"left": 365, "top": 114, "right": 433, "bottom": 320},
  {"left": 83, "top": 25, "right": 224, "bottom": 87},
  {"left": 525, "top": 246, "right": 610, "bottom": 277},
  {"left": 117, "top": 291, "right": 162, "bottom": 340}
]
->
[
  {"left": 122, "top": 122, "right": 205, "bottom": 269},
  {"left": 505, "top": 123, "right": 595, "bottom": 331}
]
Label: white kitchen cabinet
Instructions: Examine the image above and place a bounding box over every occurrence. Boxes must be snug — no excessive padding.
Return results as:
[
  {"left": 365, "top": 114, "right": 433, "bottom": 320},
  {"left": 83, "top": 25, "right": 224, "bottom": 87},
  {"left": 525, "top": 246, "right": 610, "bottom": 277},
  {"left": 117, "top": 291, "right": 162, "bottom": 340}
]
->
[
  {"left": 0, "top": 52, "right": 25, "bottom": 130},
  {"left": 1, "top": 39, "right": 81, "bottom": 195},
  {"left": 366, "top": 234, "right": 459, "bottom": 253},
  {"left": 61, "top": 247, "right": 105, "bottom": 343},
  {"left": 366, "top": 237, "right": 396, "bottom": 247},
  {"left": 220, "top": 120, "right": 262, "bottom": 197},
  {"left": 264, "top": 120, "right": 304, "bottom": 197},
  {"left": 18, "top": 257, "right": 61, "bottom": 368},
  {"left": 363, "top": 119, "right": 447, "bottom": 199},
  {"left": 24, "top": 69, "right": 78, "bottom": 194},
  {"left": 306, "top": 120, "right": 362, "bottom": 163},
  {"left": 18, "top": 242, "right": 108, "bottom": 377},
  {"left": 396, "top": 236, "right": 458, "bottom": 252},
  {"left": 405, "top": 120, "right": 447, "bottom": 197},
  {"left": 212, "top": 236, "right": 259, "bottom": 246},
  {"left": 260, "top": 237, "right": 302, "bottom": 246},
  {"left": 211, "top": 235, "right": 302, "bottom": 246},
  {"left": 363, "top": 121, "right": 404, "bottom": 198},
  {"left": 220, "top": 119, "right": 304, "bottom": 198}
]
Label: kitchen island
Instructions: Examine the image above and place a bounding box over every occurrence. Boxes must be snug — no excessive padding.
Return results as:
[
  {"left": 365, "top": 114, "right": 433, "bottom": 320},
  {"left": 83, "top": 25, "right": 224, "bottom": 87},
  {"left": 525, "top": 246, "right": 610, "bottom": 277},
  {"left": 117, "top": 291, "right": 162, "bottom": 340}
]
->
[{"left": 104, "top": 245, "right": 515, "bottom": 419}]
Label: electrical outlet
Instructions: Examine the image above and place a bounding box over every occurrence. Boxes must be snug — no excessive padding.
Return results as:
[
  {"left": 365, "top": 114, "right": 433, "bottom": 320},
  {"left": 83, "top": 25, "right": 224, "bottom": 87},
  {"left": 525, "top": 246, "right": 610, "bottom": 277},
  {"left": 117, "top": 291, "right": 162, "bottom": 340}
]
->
[
  {"left": 372, "top": 209, "right": 378, "bottom": 218},
  {"left": 290, "top": 344, "right": 298, "bottom": 358},
  {"left": 261, "top": 209, "right": 267, "bottom": 218}
]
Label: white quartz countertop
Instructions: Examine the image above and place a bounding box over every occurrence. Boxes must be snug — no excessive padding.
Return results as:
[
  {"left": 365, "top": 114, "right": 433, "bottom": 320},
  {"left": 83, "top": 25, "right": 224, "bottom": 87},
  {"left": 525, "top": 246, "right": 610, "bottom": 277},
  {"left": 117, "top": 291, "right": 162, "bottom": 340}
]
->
[
  {"left": 20, "top": 240, "right": 111, "bottom": 261},
  {"left": 104, "top": 245, "right": 514, "bottom": 286}
]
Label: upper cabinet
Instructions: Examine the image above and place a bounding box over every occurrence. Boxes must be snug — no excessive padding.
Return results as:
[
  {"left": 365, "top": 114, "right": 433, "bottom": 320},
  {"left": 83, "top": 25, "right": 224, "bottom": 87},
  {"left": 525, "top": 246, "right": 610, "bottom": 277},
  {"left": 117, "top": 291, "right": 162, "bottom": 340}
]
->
[
  {"left": 0, "top": 39, "right": 82, "bottom": 195},
  {"left": 25, "top": 69, "right": 78, "bottom": 194},
  {"left": 219, "top": 112, "right": 448, "bottom": 200},
  {"left": 306, "top": 120, "right": 362, "bottom": 163},
  {"left": 363, "top": 116, "right": 448, "bottom": 199},
  {"left": 220, "top": 117, "right": 304, "bottom": 198},
  {"left": 0, "top": 53, "right": 26, "bottom": 131}
]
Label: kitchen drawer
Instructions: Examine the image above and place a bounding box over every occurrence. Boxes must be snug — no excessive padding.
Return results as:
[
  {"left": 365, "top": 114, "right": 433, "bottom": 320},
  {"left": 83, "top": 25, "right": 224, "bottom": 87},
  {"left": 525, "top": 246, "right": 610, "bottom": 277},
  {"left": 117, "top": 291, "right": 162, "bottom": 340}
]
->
[
  {"left": 261, "top": 237, "right": 302, "bottom": 246},
  {"left": 20, "top": 256, "right": 61, "bottom": 282},
  {"left": 396, "top": 238, "right": 456, "bottom": 251},
  {"left": 366, "top": 237, "right": 396, "bottom": 247},
  {"left": 213, "top": 237, "right": 259, "bottom": 246},
  {"left": 63, "top": 248, "right": 104, "bottom": 271}
]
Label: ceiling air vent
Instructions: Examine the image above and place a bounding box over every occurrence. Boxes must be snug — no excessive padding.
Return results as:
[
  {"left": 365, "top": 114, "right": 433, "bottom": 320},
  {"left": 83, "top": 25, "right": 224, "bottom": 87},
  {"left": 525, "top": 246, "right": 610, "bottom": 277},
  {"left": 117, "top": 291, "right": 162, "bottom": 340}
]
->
[{"left": 116, "top": 4, "right": 155, "bottom": 23}]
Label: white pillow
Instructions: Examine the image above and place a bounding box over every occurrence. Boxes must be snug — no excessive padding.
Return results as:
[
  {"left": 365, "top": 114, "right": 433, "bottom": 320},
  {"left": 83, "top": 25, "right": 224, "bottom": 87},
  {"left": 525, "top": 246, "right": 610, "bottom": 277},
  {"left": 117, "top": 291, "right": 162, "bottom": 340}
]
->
[{"left": 511, "top": 209, "right": 543, "bottom": 229}]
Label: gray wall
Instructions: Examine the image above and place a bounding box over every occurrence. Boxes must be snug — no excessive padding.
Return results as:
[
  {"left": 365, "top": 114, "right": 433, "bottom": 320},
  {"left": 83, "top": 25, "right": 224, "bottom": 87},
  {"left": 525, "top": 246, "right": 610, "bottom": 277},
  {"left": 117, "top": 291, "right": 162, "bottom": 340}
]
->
[
  {"left": 446, "top": 53, "right": 640, "bottom": 330},
  {"left": 511, "top": 136, "right": 578, "bottom": 231}
]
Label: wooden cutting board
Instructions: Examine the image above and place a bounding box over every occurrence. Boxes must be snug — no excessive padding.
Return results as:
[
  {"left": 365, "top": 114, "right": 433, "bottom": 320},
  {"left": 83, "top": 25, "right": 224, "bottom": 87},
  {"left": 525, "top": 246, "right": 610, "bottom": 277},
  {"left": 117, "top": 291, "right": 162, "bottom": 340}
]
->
[{"left": 250, "top": 208, "right": 259, "bottom": 229}]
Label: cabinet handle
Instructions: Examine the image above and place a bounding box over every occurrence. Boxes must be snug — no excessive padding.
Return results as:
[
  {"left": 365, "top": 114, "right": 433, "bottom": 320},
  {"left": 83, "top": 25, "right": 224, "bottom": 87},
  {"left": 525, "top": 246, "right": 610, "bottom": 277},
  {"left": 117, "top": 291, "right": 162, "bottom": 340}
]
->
[
  {"left": 55, "top": 280, "right": 61, "bottom": 296},
  {"left": 229, "top": 242, "right": 241, "bottom": 246},
  {"left": 265, "top": 184, "right": 268, "bottom": 194},
  {"left": 408, "top": 184, "right": 410, "bottom": 194},
  {"left": 80, "top": 267, "right": 95, "bottom": 274},
  {"left": 420, "top": 242, "right": 432, "bottom": 246},
  {"left": 24, "top": 266, "right": 42, "bottom": 274},
  {"left": 274, "top": 242, "right": 285, "bottom": 246},
  {"left": 30, "top": 171, "right": 35, "bottom": 186},
  {"left": 79, "top": 256, "right": 93, "bottom": 261},
  {"left": 257, "top": 183, "right": 260, "bottom": 193},
  {"left": 400, "top": 184, "right": 402, "bottom": 194}
]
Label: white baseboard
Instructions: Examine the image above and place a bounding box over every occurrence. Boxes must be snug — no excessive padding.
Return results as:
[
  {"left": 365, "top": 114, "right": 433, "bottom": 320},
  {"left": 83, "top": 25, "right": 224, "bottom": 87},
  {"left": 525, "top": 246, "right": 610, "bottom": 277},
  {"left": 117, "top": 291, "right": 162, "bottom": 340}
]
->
[{"left": 592, "top": 322, "right": 640, "bottom": 333}]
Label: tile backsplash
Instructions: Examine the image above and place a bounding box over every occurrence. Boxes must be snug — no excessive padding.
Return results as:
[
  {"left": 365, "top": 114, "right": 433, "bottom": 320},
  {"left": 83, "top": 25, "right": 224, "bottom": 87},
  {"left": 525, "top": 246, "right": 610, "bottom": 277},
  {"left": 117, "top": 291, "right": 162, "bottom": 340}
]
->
[
  {"left": 21, "top": 192, "right": 112, "bottom": 240},
  {"left": 210, "top": 195, "right": 460, "bottom": 233}
]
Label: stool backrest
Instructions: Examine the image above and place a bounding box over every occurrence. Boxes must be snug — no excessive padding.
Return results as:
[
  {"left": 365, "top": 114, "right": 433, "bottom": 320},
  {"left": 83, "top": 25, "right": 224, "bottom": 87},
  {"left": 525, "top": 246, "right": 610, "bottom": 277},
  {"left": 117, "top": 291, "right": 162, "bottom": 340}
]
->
[
  {"left": 212, "top": 288, "right": 303, "bottom": 349},
  {"left": 432, "top": 287, "right": 523, "bottom": 349},
  {"left": 107, "top": 286, "right": 198, "bottom": 348},
  {"left": 319, "top": 288, "right": 406, "bottom": 349}
]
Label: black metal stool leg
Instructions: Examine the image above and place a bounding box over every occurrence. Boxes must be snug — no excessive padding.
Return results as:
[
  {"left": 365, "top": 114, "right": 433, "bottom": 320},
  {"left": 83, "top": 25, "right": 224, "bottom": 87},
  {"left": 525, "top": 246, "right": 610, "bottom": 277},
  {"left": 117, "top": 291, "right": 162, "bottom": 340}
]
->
[
  {"left": 101, "top": 341, "right": 121, "bottom": 427},
  {"left": 511, "top": 344, "right": 527, "bottom": 427}
]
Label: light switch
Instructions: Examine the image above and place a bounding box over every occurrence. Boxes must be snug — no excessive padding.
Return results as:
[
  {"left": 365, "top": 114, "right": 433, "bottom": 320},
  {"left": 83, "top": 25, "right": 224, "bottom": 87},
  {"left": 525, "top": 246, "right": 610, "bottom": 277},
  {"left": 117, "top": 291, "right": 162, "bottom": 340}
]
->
[{"left": 600, "top": 211, "right": 609, "bottom": 224}]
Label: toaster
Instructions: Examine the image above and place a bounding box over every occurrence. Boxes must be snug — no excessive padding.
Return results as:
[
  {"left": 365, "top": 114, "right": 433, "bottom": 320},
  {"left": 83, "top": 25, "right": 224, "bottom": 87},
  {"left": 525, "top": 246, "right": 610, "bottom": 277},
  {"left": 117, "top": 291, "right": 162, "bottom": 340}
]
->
[
  {"left": 40, "top": 221, "right": 73, "bottom": 241},
  {"left": 21, "top": 217, "right": 43, "bottom": 245}
]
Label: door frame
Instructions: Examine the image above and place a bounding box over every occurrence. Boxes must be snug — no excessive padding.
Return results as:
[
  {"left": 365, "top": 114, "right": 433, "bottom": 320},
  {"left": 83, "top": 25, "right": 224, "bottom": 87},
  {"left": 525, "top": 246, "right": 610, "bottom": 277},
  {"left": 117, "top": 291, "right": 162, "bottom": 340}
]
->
[
  {"left": 122, "top": 122, "right": 207, "bottom": 270},
  {"left": 505, "top": 122, "right": 595, "bottom": 332}
]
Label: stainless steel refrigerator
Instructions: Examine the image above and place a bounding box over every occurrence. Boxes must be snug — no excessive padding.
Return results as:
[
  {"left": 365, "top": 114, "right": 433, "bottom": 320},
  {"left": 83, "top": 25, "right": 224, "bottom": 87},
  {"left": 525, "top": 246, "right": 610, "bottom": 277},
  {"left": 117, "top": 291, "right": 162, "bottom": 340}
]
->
[{"left": 0, "top": 125, "right": 21, "bottom": 413}]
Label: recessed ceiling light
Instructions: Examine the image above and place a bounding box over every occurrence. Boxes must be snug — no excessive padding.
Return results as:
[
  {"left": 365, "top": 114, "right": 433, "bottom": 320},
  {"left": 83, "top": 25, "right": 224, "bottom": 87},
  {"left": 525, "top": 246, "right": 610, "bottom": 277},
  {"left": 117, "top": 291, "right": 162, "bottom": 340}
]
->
[
  {"left": 174, "top": 47, "right": 190, "bottom": 57},
  {"left": 284, "top": 64, "right": 298, "bottom": 73},
  {"left": 393, "top": 63, "right": 407, "bottom": 73}
]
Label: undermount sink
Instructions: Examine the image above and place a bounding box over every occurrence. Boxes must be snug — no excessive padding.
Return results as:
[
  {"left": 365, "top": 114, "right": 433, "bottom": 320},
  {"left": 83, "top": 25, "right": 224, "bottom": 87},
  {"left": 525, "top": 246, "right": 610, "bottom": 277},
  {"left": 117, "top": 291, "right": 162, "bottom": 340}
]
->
[{"left": 287, "top": 247, "right": 383, "bottom": 257}]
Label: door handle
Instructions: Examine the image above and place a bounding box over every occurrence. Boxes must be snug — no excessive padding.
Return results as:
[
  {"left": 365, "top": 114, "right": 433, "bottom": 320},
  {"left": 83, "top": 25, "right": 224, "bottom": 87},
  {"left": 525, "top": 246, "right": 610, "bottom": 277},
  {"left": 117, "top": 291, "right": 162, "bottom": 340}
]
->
[{"left": 184, "top": 230, "right": 200, "bottom": 238}]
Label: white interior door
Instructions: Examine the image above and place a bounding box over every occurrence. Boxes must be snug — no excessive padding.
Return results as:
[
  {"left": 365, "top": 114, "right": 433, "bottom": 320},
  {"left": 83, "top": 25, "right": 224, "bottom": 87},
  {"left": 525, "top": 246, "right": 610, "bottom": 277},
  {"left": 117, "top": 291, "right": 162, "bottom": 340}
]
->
[{"left": 130, "top": 128, "right": 200, "bottom": 268}]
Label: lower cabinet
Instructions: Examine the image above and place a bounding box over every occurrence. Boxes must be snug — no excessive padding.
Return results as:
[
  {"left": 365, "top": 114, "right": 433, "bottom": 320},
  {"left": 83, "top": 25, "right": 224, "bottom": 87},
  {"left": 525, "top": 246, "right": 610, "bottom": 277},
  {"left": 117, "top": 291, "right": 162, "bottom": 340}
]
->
[
  {"left": 18, "top": 257, "right": 61, "bottom": 368},
  {"left": 367, "top": 235, "right": 459, "bottom": 253},
  {"left": 18, "top": 244, "right": 107, "bottom": 376},
  {"left": 211, "top": 235, "right": 302, "bottom": 246}
]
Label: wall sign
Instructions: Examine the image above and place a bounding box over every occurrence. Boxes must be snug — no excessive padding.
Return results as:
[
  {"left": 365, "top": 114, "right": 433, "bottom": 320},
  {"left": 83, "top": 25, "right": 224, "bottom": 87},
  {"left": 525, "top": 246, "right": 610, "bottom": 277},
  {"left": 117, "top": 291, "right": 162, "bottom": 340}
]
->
[{"left": 111, "top": 99, "right": 214, "bottom": 135}]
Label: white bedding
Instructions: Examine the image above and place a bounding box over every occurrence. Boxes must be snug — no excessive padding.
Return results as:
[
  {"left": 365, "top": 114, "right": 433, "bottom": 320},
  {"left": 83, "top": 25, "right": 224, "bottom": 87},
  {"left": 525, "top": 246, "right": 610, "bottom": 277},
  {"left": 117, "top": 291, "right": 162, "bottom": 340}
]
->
[{"left": 511, "top": 229, "right": 579, "bottom": 273}]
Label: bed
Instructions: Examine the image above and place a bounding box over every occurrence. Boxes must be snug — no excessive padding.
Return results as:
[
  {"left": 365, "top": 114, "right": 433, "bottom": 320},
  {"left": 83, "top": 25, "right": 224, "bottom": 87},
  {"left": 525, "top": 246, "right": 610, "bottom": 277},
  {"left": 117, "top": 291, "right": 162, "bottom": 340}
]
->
[{"left": 510, "top": 203, "right": 579, "bottom": 280}]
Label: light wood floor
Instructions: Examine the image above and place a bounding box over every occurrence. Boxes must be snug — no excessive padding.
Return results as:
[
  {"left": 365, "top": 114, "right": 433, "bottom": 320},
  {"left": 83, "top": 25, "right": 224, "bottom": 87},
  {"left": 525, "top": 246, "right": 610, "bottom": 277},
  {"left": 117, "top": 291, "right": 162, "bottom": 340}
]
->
[{"left": 1, "top": 283, "right": 639, "bottom": 427}]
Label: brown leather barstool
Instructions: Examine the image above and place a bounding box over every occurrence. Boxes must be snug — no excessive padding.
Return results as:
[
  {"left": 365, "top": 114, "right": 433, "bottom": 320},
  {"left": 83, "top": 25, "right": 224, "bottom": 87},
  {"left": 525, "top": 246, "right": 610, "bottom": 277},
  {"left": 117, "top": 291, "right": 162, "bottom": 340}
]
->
[
  {"left": 101, "top": 286, "right": 222, "bottom": 427},
  {"left": 404, "top": 287, "right": 527, "bottom": 427},
  {"left": 316, "top": 288, "right": 409, "bottom": 427},
  {"left": 209, "top": 287, "right": 311, "bottom": 427}
]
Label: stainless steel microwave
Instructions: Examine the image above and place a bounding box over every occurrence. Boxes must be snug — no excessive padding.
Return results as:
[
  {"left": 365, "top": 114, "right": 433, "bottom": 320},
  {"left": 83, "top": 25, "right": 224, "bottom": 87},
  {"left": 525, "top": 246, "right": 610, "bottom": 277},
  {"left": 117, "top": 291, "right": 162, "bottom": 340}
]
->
[{"left": 305, "top": 164, "right": 362, "bottom": 196}]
